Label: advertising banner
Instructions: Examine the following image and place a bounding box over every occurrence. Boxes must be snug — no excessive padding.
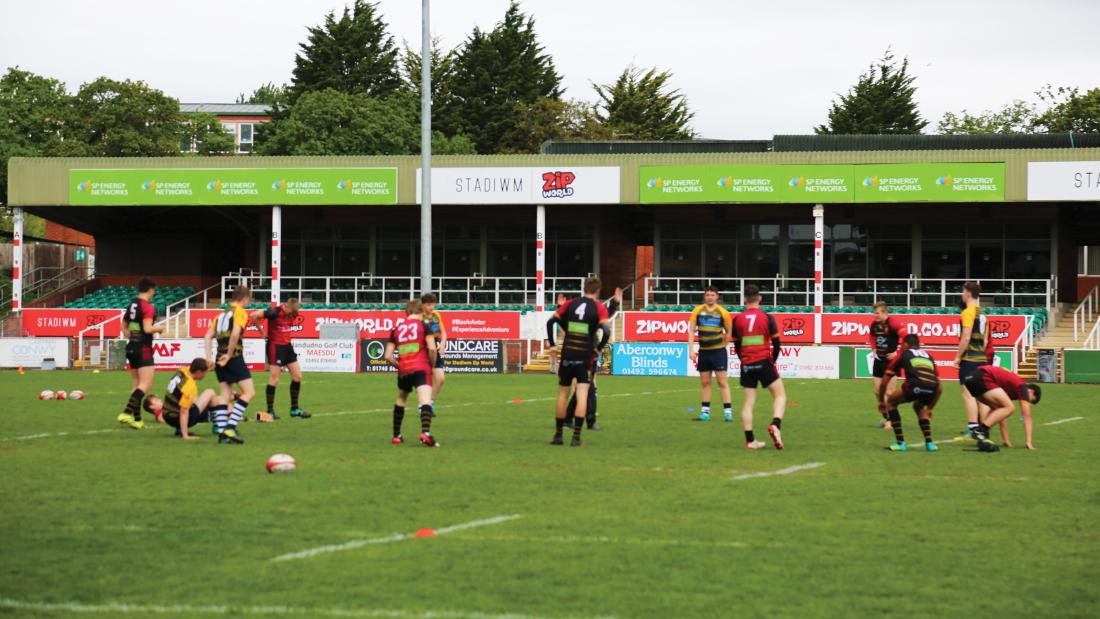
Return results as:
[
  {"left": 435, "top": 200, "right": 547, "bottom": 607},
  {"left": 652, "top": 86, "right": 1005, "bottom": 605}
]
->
[
  {"left": 612, "top": 342, "right": 841, "bottom": 379},
  {"left": 358, "top": 339, "right": 504, "bottom": 373},
  {"left": 22, "top": 308, "right": 123, "bottom": 337},
  {"left": 360, "top": 339, "right": 393, "bottom": 372},
  {"left": 417, "top": 167, "right": 620, "bottom": 204},
  {"left": 622, "top": 311, "right": 815, "bottom": 343},
  {"left": 853, "top": 163, "right": 1004, "bottom": 202},
  {"left": 853, "top": 347, "right": 1013, "bottom": 381},
  {"left": 1027, "top": 161, "right": 1100, "bottom": 201},
  {"left": 151, "top": 339, "right": 266, "bottom": 371},
  {"left": 0, "top": 337, "right": 70, "bottom": 368},
  {"left": 188, "top": 309, "right": 519, "bottom": 340},
  {"left": 69, "top": 168, "right": 397, "bottom": 206},
  {"left": 711, "top": 345, "right": 840, "bottom": 380},
  {"left": 290, "top": 339, "right": 358, "bottom": 373}
]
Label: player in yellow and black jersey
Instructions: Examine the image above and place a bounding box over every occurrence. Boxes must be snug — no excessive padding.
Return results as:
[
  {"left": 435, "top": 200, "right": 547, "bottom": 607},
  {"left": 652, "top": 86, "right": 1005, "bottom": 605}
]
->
[
  {"left": 688, "top": 286, "right": 733, "bottom": 422},
  {"left": 878, "top": 334, "right": 943, "bottom": 452},
  {"left": 203, "top": 285, "right": 254, "bottom": 444},
  {"left": 954, "top": 281, "right": 989, "bottom": 440},
  {"left": 141, "top": 358, "right": 226, "bottom": 440}
]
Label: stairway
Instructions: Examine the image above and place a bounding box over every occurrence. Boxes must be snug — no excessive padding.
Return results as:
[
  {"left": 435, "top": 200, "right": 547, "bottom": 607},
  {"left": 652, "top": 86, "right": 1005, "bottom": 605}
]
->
[{"left": 523, "top": 349, "right": 553, "bottom": 373}]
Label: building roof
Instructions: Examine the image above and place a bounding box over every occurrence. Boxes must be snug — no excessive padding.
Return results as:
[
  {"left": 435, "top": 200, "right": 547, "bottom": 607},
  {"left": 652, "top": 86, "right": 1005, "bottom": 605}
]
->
[{"left": 179, "top": 103, "right": 271, "bottom": 115}]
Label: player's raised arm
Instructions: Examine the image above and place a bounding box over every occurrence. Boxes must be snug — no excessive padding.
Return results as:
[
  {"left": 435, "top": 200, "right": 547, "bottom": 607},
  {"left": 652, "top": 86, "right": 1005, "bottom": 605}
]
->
[{"left": 545, "top": 313, "right": 560, "bottom": 347}]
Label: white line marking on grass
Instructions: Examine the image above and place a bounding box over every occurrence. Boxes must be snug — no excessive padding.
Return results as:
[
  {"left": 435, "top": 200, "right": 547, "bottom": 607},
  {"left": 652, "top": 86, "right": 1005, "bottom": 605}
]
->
[
  {"left": 732, "top": 462, "right": 825, "bottom": 481},
  {"left": 273, "top": 514, "right": 522, "bottom": 562},
  {"left": 1044, "top": 416, "right": 1084, "bottom": 426},
  {"left": 314, "top": 388, "right": 696, "bottom": 417},
  {"left": 0, "top": 598, "right": 612, "bottom": 619},
  {"left": 0, "top": 428, "right": 116, "bottom": 442}
]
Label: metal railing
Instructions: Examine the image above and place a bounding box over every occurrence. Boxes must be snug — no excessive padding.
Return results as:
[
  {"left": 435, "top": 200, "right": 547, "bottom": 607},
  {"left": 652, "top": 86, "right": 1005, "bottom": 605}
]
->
[
  {"left": 644, "top": 276, "right": 1055, "bottom": 311},
  {"left": 1010, "top": 315, "right": 1037, "bottom": 373},
  {"left": 75, "top": 310, "right": 124, "bottom": 368},
  {"left": 158, "top": 282, "right": 221, "bottom": 337},
  {"left": 0, "top": 266, "right": 92, "bottom": 311},
  {"left": 1081, "top": 316, "right": 1100, "bottom": 350},
  {"left": 1072, "top": 284, "right": 1099, "bottom": 342}
]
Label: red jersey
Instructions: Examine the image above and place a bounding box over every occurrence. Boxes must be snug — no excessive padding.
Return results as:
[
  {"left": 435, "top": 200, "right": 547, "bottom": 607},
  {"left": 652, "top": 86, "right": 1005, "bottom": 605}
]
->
[
  {"left": 262, "top": 305, "right": 300, "bottom": 345},
  {"left": 980, "top": 365, "right": 1029, "bottom": 400},
  {"left": 869, "top": 316, "right": 906, "bottom": 360},
  {"left": 125, "top": 297, "right": 157, "bottom": 347},
  {"left": 390, "top": 316, "right": 433, "bottom": 376},
  {"left": 732, "top": 307, "right": 778, "bottom": 365}
]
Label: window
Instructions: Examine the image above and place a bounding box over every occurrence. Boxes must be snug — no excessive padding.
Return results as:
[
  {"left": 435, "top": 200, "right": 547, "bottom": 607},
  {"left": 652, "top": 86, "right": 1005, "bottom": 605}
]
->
[
  {"left": 922, "top": 241, "right": 966, "bottom": 279},
  {"left": 238, "top": 123, "right": 254, "bottom": 153},
  {"left": 869, "top": 242, "right": 911, "bottom": 278},
  {"left": 737, "top": 242, "right": 779, "bottom": 278}
]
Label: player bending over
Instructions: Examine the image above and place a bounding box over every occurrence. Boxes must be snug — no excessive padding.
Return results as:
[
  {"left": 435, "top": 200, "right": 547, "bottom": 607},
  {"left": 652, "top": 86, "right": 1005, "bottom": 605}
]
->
[
  {"left": 386, "top": 298, "right": 439, "bottom": 447},
  {"left": 546, "top": 277, "right": 610, "bottom": 447},
  {"left": 203, "top": 285, "right": 254, "bottom": 444},
  {"left": 962, "top": 365, "right": 1041, "bottom": 452},
  {"left": 877, "top": 334, "right": 942, "bottom": 452},
  {"left": 732, "top": 285, "right": 786, "bottom": 450},
  {"left": 565, "top": 287, "right": 622, "bottom": 431},
  {"left": 868, "top": 301, "right": 907, "bottom": 430},
  {"left": 142, "top": 358, "right": 227, "bottom": 440},
  {"left": 689, "top": 286, "right": 734, "bottom": 422},
  {"left": 117, "top": 277, "right": 166, "bottom": 430},
  {"left": 251, "top": 297, "right": 310, "bottom": 421},
  {"left": 420, "top": 293, "right": 446, "bottom": 416}
]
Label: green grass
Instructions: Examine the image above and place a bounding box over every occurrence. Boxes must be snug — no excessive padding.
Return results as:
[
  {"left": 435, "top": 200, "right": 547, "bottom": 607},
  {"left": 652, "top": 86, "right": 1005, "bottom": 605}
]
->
[{"left": 1, "top": 371, "right": 1097, "bottom": 619}]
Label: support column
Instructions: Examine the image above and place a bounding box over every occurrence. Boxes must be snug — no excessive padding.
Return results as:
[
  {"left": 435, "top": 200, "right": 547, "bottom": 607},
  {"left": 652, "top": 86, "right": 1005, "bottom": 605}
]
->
[
  {"left": 11, "top": 207, "right": 22, "bottom": 313},
  {"left": 536, "top": 205, "right": 546, "bottom": 311},
  {"left": 813, "top": 204, "right": 824, "bottom": 345},
  {"left": 271, "top": 206, "right": 281, "bottom": 306}
]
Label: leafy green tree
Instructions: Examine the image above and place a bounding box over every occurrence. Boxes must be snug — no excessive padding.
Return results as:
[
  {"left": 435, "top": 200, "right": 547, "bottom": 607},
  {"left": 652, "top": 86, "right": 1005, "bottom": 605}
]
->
[
  {"left": 593, "top": 66, "right": 695, "bottom": 139},
  {"left": 401, "top": 38, "right": 462, "bottom": 137},
  {"left": 0, "top": 68, "right": 74, "bottom": 206},
  {"left": 181, "top": 112, "right": 237, "bottom": 155},
  {"left": 450, "top": 1, "right": 562, "bottom": 153},
  {"left": 938, "top": 100, "right": 1037, "bottom": 134},
  {"left": 501, "top": 98, "right": 612, "bottom": 153},
  {"left": 236, "top": 82, "right": 288, "bottom": 107},
  {"left": 816, "top": 49, "right": 927, "bottom": 134},
  {"left": 69, "top": 77, "right": 182, "bottom": 156},
  {"left": 289, "top": 0, "right": 401, "bottom": 103},
  {"left": 1035, "top": 85, "right": 1100, "bottom": 133}
]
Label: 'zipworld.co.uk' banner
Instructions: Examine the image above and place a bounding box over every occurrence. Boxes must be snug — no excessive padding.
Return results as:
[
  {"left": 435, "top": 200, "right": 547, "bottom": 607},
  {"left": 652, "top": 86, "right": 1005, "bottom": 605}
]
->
[
  {"left": 69, "top": 168, "right": 397, "bottom": 206},
  {"left": 640, "top": 163, "right": 1004, "bottom": 204}
]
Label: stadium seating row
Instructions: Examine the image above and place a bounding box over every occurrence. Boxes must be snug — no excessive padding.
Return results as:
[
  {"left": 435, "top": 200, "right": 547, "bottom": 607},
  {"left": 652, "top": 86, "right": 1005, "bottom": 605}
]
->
[{"left": 62, "top": 286, "right": 196, "bottom": 312}]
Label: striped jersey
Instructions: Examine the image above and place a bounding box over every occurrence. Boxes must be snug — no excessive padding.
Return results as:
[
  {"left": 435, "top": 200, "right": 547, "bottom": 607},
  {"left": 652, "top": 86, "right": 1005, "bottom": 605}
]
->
[
  {"left": 690, "top": 304, "right": 732, "bottom": 351},
  {"left": 555, "top": 297, "right": 610, "bottom": 362},
  {"left": 162, "top": 367, "right": 198, "bottom": 421},
  {"left": 884, "top": 348, "right": 939, "bottom": 387},
  {"left": 960, "top": 305, "right": 988, "bottom": 363},
  {"left": 214, "top": 304, "right": 250, "bottom": 357}
]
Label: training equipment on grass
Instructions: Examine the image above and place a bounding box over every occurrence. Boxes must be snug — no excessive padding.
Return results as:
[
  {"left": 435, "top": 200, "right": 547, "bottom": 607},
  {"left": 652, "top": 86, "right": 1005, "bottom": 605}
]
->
[
  {"left": 55, "top": 391, "right": 67, "bottom": 400},
  {"left": 68, "top": 390, "right": 85, "bottom": 400},
  {"left": 266, "top": 453, "right": 297, "bottom": 474},
  {"left": 38, "top": 390, "right": 55, "bottom": 400},
  {"left": 414, "top": 528, "right": 437, "bottom": 538}
]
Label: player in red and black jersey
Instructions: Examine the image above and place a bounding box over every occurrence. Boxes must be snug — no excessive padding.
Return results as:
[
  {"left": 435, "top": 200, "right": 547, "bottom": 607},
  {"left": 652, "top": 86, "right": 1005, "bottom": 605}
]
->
[
  {"left": 546, "top": 277, "right": 610, "bottom": 446},
  {"left": 869, "top": 301, "right": 908, "bottom": 429},
  {"left": 731, "top": 285, "right": 787, "bottom": 450},
  {"left": 962, "top": 365, "right": 1041, "bottom": 452},
  {"left": 565, "top": 287, "right": 623, "bottom": 431},
  {"left": 385, "top": 298, "right": 439, "bottom": 447},
  {"left": 251, "top": 298, "right": 310, "bottom": 420},
  {"left": 117, "top": 277, "right": 165, "bottom": 430},
  {"left": 877, "top": 334, "right": 942, "bottom": 452}
]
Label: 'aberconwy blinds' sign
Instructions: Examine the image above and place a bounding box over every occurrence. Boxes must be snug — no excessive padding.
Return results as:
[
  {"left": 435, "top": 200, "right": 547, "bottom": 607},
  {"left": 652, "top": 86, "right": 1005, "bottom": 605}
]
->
[
  {"left": 640, "top": 163, "right": 1004, "bottom": 203},
  {"left": 69, "top": 168, "right": 397, "bottom": 205}
]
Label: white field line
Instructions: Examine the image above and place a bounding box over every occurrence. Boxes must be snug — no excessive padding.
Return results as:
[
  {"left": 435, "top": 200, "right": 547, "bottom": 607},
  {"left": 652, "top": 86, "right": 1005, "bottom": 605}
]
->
[
  {"left": 1044, "top": 416, "right": 1085, "bottom": 426},
  {"left": 273, "top": 514, "right": 522, "bottom": 562},
  {"left": 0, "top": 428, "right": 117, "bottom": 443},
  {"left": 0, "top": 598, "right": 613, "bottom": 619},
  {"left": 452, "top": 533, "right": 748, "bottom": 549},
  {"left": 732, "top": 462, "right": 826, "bottom": 481}
]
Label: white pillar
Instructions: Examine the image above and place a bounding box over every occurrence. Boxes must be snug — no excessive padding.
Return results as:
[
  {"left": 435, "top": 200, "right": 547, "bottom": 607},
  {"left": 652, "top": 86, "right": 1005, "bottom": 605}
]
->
[
  {"left": 11, "top": 207, "right": 23, "bottom": 313},
  {"left": 418, "top": 0, "right": 433, "bottom": 294},
  {"left": 813, "top": 204, "right": 824, "bottom": 345},
  {"left": 536, "top": 205, "right": 546, "bottom": 311},
  {"left": 271, "top": 206, "right": 281, "bottom": 306}
]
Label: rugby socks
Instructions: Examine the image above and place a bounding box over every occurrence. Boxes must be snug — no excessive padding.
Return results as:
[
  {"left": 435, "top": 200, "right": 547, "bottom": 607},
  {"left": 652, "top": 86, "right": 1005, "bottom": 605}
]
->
[
  {"left": 770, "top": 417, "right": 782, "bottom": 430},
  {"left": 125, "top": 389, "right": 144, "bottom": 420},
  {"left": 419, "top": 404, "right": 433, "bottom": 434},
  {"left": 888, "top": 409, "right": 904, "bottom": 443},
  {"left": 572, "top": 416, "right": 584, "bottom": 441},
  {"left": 919, "top": 418, "right": 933, "bottom": 443},
  {"left": 266, "top": 385, "right": 276, "bottom": 411},
  {"left": 967, "top": 421, "right": 980, "bottom": 436},
  {"left": 745, "top": 430, "right": 755, "bottom": 443},
  {"left": 723, "top": 403, "right": 733, "bottom": 417},
  {"left": 213, "top": 404, "right": 229, "bottom": 433},
  {"left": 975, "top": 423, "right": 990, "bottom": 441},
  {"left": 229, "top": 398, "right": 248, "bottom": 429},
  {"left": 290, "top": 380, "right": 301, "bottom": 409},
  {"left": 700, "top": 401, "right": 711, "bottom": 415},
  {"left": 393, "top": 405, "right": 405, "bottom": 437}
]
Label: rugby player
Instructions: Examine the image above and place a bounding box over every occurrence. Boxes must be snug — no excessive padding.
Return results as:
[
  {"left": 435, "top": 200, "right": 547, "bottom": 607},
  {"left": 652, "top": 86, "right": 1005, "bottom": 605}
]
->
[
  {"left": 420, "top": 293, "right": 446, "bottom": 415},
  {"left": 203, "top": 285, "right": 253, "bottom": 444},
  {"left": 565, "top": 287, "right": 623, "bottom": 430},
  {"left": 546, "top": 277, "right": 610, "bottom": 447},
  {"left": 868, "top": 301, "right": 907, "bottom": 429},
  {"left": 731, "top": 285, "right": 786, "bottom": 450},
  {"left": 141, "top": 358, "right": 227, "bottom": 440},
  {"left": 251, "top": 298, "right": 310, "bottom": 420},
  {"left": 954, "top": 282, "right": 990, "bottom": 440},
  {"left": 688, "top": 286, "right": 734, "bottom": 422},
  {"left": 877, "top": 334, "right": 942, "bottom": 452},
  {"left": 962, "top": 365, "right": 1040, "bottom": 452},
  {"left": 386, "top": 298, "right": 439, "bottom": 447},
  {"left": 117, "top": 277, "right": 165, "bottom": 430}
]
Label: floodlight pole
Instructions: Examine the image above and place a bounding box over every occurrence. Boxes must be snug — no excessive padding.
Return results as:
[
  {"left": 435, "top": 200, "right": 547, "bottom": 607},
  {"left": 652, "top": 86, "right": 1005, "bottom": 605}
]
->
[
  {"left": 813, "top": 204, "right": 824, "bottom": 345},
  {"left": 419, "top": 0, "right": 432, "bottom": 294},
  {"left": 11, "top": 206, "right": 22, "bottom": 314}
]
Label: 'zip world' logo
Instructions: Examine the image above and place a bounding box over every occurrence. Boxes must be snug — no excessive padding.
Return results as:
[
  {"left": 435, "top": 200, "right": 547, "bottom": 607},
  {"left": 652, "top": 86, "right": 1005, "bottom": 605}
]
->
[{"left": 541, "top": 171, "right": 576, "bottom": 198}]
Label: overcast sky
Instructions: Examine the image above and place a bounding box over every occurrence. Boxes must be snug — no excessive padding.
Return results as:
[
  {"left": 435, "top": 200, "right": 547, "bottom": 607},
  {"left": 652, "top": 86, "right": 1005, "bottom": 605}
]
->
[{"left": 2, "top": 0, "right": 1097, "bottom": 138}]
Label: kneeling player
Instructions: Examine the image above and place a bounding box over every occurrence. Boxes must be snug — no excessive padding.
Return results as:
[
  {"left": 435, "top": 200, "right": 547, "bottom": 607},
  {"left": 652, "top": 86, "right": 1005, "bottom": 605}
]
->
[
  {"left": 732, "top": 285, "right": 787, "bottom": 450},
  {"left": 877, "top": 334, "right": 942, "bottom": 452},
  {"left": 142, "top": 358, "right": 227, "bottom": 440},
  {"left": 962, "top": 365, "right": 1041, "bottom": 452},
  {"left": 386, "top": 299, "right": 439, "bottom": 447},
  {"left": 252, "top": 298, "right": 310, "bottom": 420}
]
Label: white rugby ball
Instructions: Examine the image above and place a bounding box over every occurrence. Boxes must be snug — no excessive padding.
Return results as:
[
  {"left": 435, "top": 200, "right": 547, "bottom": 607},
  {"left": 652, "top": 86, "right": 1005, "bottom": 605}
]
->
[
  {"left": 39, "top": 390, "right": 55, "bottom": 400},
  {"left": 55, "top": 390, "right": 67, "bottom": 400},
  {"left": 69, "top": 390, "right": 85, "bottom": 400},
  {"left": 266, "top": 453, "right": 296, "bottom": 474}
]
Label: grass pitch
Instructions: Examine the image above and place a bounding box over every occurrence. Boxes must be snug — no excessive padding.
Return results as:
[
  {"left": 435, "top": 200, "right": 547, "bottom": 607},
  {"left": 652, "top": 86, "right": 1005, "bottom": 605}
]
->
[{"left": 1, "top": 371, "right": 1097, "bottom": 619}]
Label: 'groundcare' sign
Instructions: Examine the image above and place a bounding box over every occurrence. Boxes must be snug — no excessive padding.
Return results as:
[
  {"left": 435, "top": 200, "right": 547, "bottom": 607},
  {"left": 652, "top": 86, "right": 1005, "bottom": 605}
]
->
[
  {"left": 69, "top": 168, "right": 397, "bottom": 206},
  {"left": 360, "top": 339, "right": 503, "bottom": 373},
  {"left": 640, "top": 163, "right": 1004, "bottom": 203}
]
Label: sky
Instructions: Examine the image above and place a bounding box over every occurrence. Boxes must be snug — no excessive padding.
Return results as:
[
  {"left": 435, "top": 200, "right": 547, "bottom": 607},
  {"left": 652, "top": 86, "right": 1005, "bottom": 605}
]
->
[{"left": 2, "top": 0, "right": 1098, "bottom": 138}]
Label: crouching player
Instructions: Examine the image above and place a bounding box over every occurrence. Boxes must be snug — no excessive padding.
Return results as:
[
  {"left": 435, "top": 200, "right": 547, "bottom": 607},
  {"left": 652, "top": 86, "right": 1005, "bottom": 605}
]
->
[
  {"left": 386, "top": 299, "right": 439, "bottom": 447},
  {"left": 877, "top": 335, "right": 942, "bottom": 452},
  {"left": 962, "top": 365, "right": 1041, "bottom": 452},
  {"left": 142, "top": 358, "right": 227, "bottom": 440}
]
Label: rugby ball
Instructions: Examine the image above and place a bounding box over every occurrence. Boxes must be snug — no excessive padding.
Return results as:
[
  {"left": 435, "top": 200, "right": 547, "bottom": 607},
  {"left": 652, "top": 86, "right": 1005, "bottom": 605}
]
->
[
  {"left": 69, "top": 390, "right": 85, "bottom": 400},
  {"left": 55, "top": 390, "right": 67, "bottom": 400},
  {"left": 39, "top": 390, "right": 55, "bottom": 400},
  {"left": 266, "top": 453, "right": 296, "bottom": 474}
]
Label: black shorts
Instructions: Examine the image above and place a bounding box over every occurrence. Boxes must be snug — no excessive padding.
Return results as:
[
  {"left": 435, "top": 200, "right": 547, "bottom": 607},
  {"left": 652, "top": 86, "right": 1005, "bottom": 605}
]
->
[
  {"left": 397, "top": 371, "right": 429, "bottom": 393},
  {"left": 872, "top": 357, "right": 889, "bottom": 379},
  {"left": 558, "top": 359, "right": 591, "bottom": 387},
  {"left": 215, "top": 355, "right": 251, "bottom": 385},
  {"left": 434, "top": 353, "right": 445, "bottom": 370},
  {"left": 165, "top": 405, "right": 207, "bottom": 429},
  {"left": 269, "top": 342, "right": 298, "bottom": 367},
  {"left": 740, "top": 361, "right": 780, "bottom": 389},
  {"left": 963, "top": 368, "right": 991, "bottom": 399},
  {"left": 902, "top": 382, "right": 940, "bottom": 408},
  {"left": 958, "top": 360, "right": 984, "bottom": 383},
  {"left": 696, "top": 348, "right": 729, "bottom": 374},
  {"left": 126, "top": 343, "right": 154, "bottom": 369}
]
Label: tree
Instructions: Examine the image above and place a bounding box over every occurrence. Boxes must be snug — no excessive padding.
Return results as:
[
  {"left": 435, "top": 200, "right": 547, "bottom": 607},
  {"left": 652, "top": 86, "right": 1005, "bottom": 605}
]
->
[
  {"left": 938, "top": 100, "right": 1037, "bottom": 134},
  {"left": 500, "top": 98, "right": 612, "bottom": 153},
  {"left": 1035, "top": 85, "right": 1100, "bottom": 133},
  {"left": 69, "top": 77, "right": 182, "bottom": 156},
  {"left": 450, "top": 1, "right": 563, "bottom": 153},
  {"left": 401, "top": 38, "right": 462, "bottom": 138},
  {"left": 816, "top": 49, "right": 927, "bottom": 134},
  {"left": 0, "top": 67, "right": 74, "bottom": 205},
  {"left": 593, "top": 66, "right": 695, "bottom": 140},
  {"left": 181, "top": 112, "right": 237, "bottom": 155},
  {"left": 237, "top": 82, "right": 288, "bottom": 107},
  {"left": 289, "top": 0, "right": 401, "bottom": 103}
]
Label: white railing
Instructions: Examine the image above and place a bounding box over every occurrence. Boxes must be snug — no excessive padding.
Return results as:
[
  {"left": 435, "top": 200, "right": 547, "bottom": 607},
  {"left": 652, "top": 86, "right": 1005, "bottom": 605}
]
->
[
  {"left": 1072, "top": 284, "right": 1099, "bottom": 342},
  {"left": 158, "top": 282, "right": 220, "bottom": 337},
  {"left": 1010, "top": 314, "right": 1037, "bottom": 373},
  {"left": 1082, "top": 317, "right": 1100, "bottom": 350},
  {"left": 644, "top": 276, "right": 1054, "bottom": 310},
  {"left": 75, "top": 310, "right": 124, "bottom": 368}
]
